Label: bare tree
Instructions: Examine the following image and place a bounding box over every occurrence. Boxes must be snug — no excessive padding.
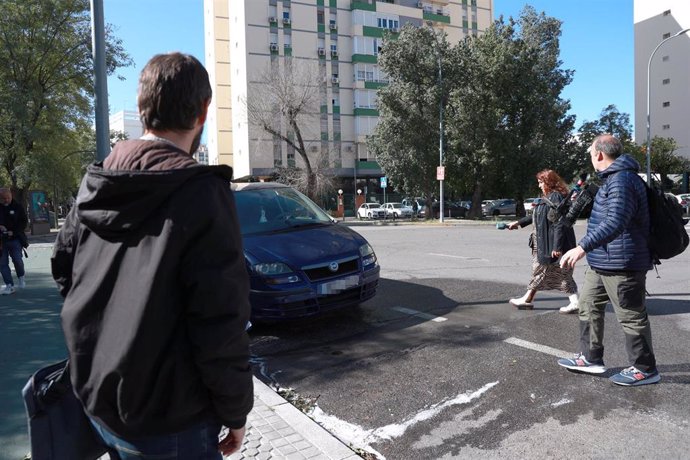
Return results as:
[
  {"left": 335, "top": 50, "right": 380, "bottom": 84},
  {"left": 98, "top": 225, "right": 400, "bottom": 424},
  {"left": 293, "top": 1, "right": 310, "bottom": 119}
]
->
[{"left": 245, "top": 60, "right": 328, "bottom": 200}]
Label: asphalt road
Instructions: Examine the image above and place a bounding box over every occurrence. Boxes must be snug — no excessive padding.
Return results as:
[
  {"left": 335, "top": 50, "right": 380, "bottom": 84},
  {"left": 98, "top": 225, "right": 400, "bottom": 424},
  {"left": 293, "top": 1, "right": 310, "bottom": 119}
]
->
[
  {"left": 1, "top": 222, "right": 688, "bottom": 460},
  {"left": 250, "top": 221, "right": 690, "bottom": 459}
]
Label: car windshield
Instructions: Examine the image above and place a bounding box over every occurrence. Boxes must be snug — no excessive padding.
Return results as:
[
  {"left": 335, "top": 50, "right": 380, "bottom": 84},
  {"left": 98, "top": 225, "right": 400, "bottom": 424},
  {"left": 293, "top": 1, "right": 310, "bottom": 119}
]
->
[{"left": 234, "top": 187, "right": 332, "bottom": 236}]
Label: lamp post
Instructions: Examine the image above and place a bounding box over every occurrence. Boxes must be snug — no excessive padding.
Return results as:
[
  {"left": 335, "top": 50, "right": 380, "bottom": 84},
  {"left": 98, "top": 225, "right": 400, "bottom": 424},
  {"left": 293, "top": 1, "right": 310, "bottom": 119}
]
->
[
  {"left": 426, "top": 23, "right": 444, "bottom": 223},
  {"left": 646, "top": 28, "right": 690, "bottom": 184}
]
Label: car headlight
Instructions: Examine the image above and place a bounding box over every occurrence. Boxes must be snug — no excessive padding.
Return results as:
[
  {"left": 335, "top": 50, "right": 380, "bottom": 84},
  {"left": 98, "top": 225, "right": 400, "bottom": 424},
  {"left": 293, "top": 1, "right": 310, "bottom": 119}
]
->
[
  {"left": 252, "top": 262, "right": 300, "bottom": 284},
  {"left": 359, "top": 243, "right": 377, "bottom": 267}
]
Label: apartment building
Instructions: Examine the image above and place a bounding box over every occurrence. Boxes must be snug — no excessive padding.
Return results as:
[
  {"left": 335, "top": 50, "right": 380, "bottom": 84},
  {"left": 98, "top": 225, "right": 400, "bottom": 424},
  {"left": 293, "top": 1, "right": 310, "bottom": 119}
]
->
[
  {"left": 203, "top": 0, "right": 493, "bottom": 191},
  {"left": 109, "top": 110, "right": 143, "bottom": 141},
  {"left": 634, "top": 1, "right": 690, "bottom": 160}
]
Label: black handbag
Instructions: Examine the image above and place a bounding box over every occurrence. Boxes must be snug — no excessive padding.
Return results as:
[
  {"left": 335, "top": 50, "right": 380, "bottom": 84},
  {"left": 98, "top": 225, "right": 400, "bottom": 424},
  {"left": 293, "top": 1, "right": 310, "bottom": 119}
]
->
[{"left": 22, "top": 359, "right": 107, "bottom": 460}]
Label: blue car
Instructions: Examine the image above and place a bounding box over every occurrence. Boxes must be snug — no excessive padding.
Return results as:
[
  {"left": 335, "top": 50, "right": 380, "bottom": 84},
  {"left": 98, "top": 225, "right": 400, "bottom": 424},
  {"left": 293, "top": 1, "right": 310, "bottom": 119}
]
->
[{"left": 232, "top": 182, "right": 380, "bottom": 321}]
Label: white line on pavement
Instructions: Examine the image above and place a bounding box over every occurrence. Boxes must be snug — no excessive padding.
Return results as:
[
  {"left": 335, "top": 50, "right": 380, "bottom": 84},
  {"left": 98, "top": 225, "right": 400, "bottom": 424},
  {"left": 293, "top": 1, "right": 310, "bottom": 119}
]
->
[
  {"left": 428, "top": 252, "right": 490, "bottom": 262},
  {"left": 392, "top": 306, "right": 448, "bottom": 322},
  {"left": 503, "top": 337, "right": 570, "bottom": 358},
  {"left": 310, "top": 381, "right": 499, "bottom": 459}
]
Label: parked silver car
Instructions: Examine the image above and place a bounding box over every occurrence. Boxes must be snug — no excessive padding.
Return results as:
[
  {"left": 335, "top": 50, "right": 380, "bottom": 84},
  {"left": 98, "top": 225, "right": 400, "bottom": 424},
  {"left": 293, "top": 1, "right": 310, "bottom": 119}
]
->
[
  {"left": 381, "top": 202, "right": 413, "bottom": 218},
  {"left": 484, "top": 199, "right": 517, "bottom": 216}
]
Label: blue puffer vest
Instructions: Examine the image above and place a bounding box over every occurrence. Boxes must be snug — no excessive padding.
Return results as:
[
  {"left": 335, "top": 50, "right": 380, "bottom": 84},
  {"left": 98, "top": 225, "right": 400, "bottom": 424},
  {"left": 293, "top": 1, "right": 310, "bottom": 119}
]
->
[{"left": 579, "top": 154, "right": 652, "bottom": 272}]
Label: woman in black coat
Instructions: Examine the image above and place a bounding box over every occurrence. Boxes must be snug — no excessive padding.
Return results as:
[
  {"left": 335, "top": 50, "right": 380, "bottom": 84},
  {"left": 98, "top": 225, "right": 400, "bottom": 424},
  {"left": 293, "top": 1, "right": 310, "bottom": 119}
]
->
[{"left": 507, "top": 170, "right": 579, "bottom": 313}]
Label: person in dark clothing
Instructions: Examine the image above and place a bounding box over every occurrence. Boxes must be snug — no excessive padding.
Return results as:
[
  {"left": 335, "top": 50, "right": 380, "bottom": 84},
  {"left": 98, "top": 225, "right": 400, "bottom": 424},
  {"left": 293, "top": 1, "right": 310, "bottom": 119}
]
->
[
  {"left": 51, "top": 53, "right": 253, "bottom": 458},
  {"left": 0, "top": 188, "right": 28, "bottom": 295},
  {"left": 558, "top": 134, "right": 659, "bottom": 386},
  {"left": 507, "top": 170, "right": 578, "bottom": 312}
]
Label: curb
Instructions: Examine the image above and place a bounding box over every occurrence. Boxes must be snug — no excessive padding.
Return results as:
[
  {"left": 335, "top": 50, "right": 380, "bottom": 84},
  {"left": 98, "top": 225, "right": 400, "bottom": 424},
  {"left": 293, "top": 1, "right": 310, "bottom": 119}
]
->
[{"left": 251, "top": 378, "right": 360, "bottom": 459}]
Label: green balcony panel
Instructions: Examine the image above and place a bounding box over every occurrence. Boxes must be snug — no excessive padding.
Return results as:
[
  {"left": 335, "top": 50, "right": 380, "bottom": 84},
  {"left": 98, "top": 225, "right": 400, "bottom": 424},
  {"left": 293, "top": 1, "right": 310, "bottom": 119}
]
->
[
  {"left": 321, "top": 132, "right": 329, "bottom": 141},
  {"left": 363, "top": 26, "right": 384, "bottom": 38},
  {"left": 472, "top": 22, "right": 478, "bottom": 30},
  {"left": 318, "top": 24, "right": 325, "bottom": 33},
  {"left": 333, "top": 105, "right": 341, "bottom": 114},
  {"left": 352, "top": 54, "right": 378, "bottom": 64},
  {"left": 354, "top": 108, "right": 379, "bottom": 116},
  {"left": 329, "top": 0, "right": 337, "bottom": 7},
  {"left": 364, "top": 81, "right": 388, "bottom": 89},
  {"left": 317, "top": 0, "right": 324, "bottom": 5},
  {"left": 320, "top": 105, "right": 328, "bottom": 114},
  {"left": 423, "top": 12, "right": 451, "bottom": 24},
  {"left": 334, "top": 132, "right": 342, "bottom": 141},
  {"left": 463, "top": 20, "right": 468, "bottom": 29},
  {"left": 351, "top": 1, "right": 376, "bottom": 11},
  {"left": 358, "top": 160, "right": 380, "bottom": 170},
  {"left": 284, "top": 47, "right": 292, "bottom": 56}
]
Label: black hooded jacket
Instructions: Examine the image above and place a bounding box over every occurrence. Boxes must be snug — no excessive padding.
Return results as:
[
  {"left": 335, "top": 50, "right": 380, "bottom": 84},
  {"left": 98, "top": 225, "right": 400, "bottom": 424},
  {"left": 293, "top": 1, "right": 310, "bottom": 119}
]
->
[{"left": 51, "top": 140, "right": 253, "bottom": 437}]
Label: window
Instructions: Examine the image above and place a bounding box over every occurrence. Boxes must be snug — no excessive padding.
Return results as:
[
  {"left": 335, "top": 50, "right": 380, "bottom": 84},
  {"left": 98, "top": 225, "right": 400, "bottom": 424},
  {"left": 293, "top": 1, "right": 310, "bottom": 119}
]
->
[
  {"left": 662, "top": 78, "right": 670, "bottom": 85},
  {"left": 662, "top": 124, "right": 670, "bottom": 130},
  {"left": 662, "top": 101, "right": 670, "bottom": 107},
  {"left": 283, "top": 10, "right": 290, "bottom": 20},
  {"left": 662, "top": 32, "right": 671, "bottom": 39}
]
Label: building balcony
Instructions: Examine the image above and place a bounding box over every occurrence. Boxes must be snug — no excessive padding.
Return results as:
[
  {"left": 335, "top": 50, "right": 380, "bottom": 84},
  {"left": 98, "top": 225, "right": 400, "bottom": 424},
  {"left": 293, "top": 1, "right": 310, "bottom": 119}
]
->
[
  {"left": 351, "top": 1, "right": 376, "bottom": 12},
  {"left": 423, "top": 11, "right": 451, "bottom": 24}
]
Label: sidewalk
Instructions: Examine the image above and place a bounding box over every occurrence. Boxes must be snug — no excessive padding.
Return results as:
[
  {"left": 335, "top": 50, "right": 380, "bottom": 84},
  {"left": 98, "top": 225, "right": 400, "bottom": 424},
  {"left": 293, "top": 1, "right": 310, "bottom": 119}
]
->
[
  {"left": 3, "top": 235, "right": 360, "bottom": 460},
  {"left": 232, "top": 379, "right": 360, "bottom": 460}
]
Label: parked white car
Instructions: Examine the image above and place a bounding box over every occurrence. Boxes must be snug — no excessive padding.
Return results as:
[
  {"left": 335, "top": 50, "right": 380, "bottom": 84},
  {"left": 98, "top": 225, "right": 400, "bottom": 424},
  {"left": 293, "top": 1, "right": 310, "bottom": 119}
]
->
[
  {"left": 381, "top": 202, "right": 413, "bottom": 218},
  {"left": 675, "top": 193, "right": 690, "bottom": 215},
  {"left": 523, "top": 197, "right": 542, "bottom": 216},
  {"left": 357, "top": 203, "right": 386, "bottom": 219}
]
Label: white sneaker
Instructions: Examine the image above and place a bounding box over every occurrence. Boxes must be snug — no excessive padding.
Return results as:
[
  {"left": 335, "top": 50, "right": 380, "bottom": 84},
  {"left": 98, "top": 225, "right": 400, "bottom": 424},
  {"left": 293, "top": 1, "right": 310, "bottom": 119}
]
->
[
  {"left": 17, "top": 276, "right": 25, "bottom": 289},
  {"left": 559, "top": 303, "right": 579, "bottom": 314},
  {"left": 1, "top": 285, "right": 16, "bottom": 295}
]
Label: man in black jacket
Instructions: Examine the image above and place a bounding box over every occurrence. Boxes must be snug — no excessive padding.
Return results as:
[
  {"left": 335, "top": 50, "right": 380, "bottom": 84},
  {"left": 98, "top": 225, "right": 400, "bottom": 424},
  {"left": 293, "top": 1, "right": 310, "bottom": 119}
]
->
[
  {"left": 51, "top": 53, "right": 253, "bottom": 458},
  {"left": 0, "top": 188, "right": 28, "bottom": 295}
]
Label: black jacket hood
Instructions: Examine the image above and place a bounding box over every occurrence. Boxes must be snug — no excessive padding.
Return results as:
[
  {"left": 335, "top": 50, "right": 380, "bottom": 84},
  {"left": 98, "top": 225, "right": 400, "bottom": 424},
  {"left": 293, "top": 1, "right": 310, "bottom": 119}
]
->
[{"left": 76, "top": 162, "right": 233, "bottom": 237}]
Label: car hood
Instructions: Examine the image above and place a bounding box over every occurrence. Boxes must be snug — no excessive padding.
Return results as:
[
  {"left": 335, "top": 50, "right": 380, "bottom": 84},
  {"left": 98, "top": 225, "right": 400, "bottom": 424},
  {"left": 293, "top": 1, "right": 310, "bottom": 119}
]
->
[{"left": 243, "top": 223, "right": 366, "bottom": 268}]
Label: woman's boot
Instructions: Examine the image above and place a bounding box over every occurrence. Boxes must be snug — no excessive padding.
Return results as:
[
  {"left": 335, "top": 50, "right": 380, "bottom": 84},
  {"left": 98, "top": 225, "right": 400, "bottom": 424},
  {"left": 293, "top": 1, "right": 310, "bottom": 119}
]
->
[{"left": 509, "top": 290, "right": 534, "bottom": 309}]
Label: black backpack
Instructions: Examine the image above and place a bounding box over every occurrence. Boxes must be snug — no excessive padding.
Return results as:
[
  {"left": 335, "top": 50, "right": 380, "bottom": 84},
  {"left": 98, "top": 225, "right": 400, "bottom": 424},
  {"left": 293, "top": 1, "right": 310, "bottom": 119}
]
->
[{"left": 643, "top": 179, "right": 689, "bottom": 264}]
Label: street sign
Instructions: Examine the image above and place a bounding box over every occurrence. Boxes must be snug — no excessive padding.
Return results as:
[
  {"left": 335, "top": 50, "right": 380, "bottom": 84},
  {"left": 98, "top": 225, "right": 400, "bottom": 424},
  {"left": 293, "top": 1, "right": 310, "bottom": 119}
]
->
[
  {"left": 380, "top": 176, "right": 387, "bottom": 188},
  {"left": 437, "top": 166, "right": 445, "bottom": 181}
]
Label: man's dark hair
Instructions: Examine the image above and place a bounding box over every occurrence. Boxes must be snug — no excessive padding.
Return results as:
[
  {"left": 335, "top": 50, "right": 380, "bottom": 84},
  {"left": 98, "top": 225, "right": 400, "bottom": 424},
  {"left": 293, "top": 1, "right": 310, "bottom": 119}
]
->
[
  {"left": 138, "top": 53, "right": 212, "bottom": 131},
  {"left": 593, "top": 134, "right": 623, "bottom": 159}
]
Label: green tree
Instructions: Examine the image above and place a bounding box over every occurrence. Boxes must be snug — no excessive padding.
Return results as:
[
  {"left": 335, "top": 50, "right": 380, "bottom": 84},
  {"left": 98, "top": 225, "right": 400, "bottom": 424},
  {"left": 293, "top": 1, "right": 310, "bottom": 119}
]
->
[
  {"left": 634, "top": 136, "right": 690, "bottom": 190},
  {"left": 449, "top": 7, "right": 575, "bottom": 216},
  {"left": 0, "top": 0, "right": 131, "bottom": 205},
  {"left": 368, "top": 26, "right": 459, "bottom": 217},
  {"left": 577, "top": 104, "right": 635, "bottom": 152}
]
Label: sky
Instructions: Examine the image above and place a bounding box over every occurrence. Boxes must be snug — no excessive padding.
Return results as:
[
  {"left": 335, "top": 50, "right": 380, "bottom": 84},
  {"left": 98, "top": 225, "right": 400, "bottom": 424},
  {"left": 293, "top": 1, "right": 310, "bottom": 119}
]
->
[{"left": 104, "top": 0, "right": 635, "bottom": 131}]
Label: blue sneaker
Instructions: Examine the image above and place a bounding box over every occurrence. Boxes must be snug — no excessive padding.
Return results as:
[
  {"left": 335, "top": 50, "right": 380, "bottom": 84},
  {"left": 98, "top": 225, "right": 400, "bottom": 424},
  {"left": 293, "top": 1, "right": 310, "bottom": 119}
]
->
[
  {"left": 609, "top": 367, "right": 661, "bottom": 386},
  {"left": 557, "top": 353, "right": 606, "bottom": 374}
]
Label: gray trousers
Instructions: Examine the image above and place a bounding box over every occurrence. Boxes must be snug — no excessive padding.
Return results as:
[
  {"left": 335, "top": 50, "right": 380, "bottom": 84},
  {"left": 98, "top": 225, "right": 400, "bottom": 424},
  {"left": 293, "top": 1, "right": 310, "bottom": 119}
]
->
[{"left": 578, "top": 267, "right": 656, "bottom": 372}]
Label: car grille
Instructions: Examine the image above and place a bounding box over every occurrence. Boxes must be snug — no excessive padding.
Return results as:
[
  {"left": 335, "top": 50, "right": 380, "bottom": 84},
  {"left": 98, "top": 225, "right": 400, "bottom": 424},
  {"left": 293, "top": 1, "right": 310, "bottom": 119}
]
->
[
  {"left": 303, "top": 258, "right": 359, "bottom": 282},
  {"left": 252, "top": 280, "right": 378, "bottom": 320}
]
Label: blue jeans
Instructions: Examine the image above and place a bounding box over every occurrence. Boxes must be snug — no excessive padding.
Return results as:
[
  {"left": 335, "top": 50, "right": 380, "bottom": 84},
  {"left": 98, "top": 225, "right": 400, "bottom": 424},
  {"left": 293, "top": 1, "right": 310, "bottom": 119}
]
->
[
  {"left": 0, "top": 238, "right": 24, "bottom": 286},
  {"left": 89, "top": 418, "right": 223, "bottom": 460}
]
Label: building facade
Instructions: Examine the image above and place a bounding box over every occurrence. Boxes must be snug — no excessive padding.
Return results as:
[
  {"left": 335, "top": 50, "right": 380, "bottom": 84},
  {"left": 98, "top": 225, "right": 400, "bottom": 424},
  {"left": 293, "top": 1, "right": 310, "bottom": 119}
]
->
[
  {"left": 634, "top": 1, "right": 690, "bottom": 160},
  {"left": 203, "top": 0, "right": 493, "bottom": 193},
  {"left": 109, "top": 110, "right": 143, "bottom": 141}
]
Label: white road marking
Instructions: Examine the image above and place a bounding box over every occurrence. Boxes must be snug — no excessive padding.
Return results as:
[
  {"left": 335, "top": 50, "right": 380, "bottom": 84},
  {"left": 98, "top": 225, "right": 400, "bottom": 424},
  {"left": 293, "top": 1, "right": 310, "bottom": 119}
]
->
[
  {"left": 551, "top": 398, "right": 573, "bottom": 407},
  {"left": 428, "top": 252, "right": 491, "bottom": 262},
  {"left": 503, "top": 337, "right": 570, "bottom": 358},
  {"left": 309, "top": 381, "right": 499, "bottom": 459},
  {"left": 428, "top": 252, "right": 490, "bottom": 262},
  {"left": 392, "top": 306, "right": 448, "bottom": 322}
]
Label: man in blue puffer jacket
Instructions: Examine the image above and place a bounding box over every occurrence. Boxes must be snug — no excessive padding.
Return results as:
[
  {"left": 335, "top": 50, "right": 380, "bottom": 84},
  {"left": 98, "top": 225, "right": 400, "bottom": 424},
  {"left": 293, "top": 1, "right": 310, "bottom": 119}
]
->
[{"left": 557, "top": 134, "right": 659, "bottom": 386}]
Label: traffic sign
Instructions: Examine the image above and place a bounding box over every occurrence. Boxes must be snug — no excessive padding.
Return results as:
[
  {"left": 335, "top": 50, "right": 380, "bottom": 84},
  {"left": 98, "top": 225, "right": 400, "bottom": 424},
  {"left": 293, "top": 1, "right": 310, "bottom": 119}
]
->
[
  {"left": 380, "top": 176, "right": 387, "bottom": 188},
  {"left": 437, "top": 166, "right": 445, "bottom": 181}
]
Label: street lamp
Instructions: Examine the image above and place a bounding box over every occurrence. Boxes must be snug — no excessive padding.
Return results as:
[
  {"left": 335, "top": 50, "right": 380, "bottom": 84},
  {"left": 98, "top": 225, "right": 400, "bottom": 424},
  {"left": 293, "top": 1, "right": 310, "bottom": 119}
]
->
[
  {"left": 645, "top": 28, "right": 690, "bottom": 184},
  {"left": 427, "top": 22, "right": 444, "bottom": 223}
]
